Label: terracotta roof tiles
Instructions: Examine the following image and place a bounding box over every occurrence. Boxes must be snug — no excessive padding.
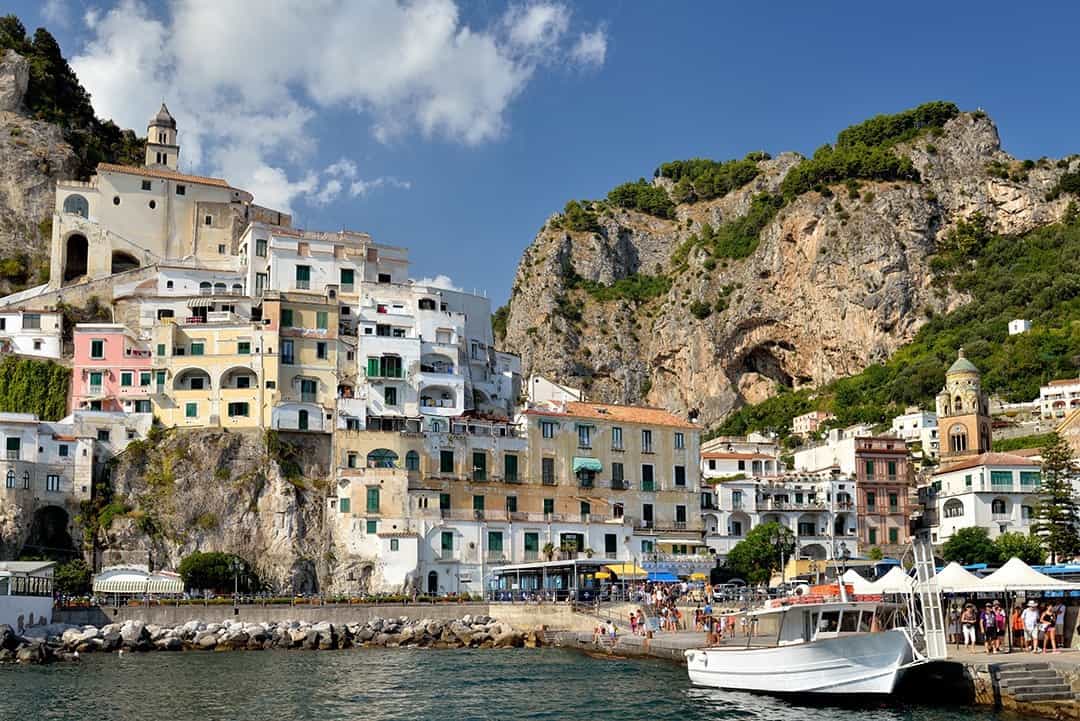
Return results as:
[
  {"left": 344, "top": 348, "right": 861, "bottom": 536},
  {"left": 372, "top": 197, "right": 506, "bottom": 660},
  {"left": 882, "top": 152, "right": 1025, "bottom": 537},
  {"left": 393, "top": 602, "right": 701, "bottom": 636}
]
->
[
  {"left": 96, "top": 163, "right": 233, "bottom": 189},
  {"left": 525, "top": 401, "right": 697, "bottom": 430},
  {"left": 933, "top": 451, "right": 1040, "bottom": 475}
]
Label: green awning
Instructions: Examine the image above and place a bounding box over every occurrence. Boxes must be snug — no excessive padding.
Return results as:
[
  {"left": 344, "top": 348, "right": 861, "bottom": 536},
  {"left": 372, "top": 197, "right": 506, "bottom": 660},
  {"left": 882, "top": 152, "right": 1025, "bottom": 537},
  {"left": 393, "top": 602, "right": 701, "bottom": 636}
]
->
[{"left": 573, "top": 457, "right": 602, "bottom": 473}]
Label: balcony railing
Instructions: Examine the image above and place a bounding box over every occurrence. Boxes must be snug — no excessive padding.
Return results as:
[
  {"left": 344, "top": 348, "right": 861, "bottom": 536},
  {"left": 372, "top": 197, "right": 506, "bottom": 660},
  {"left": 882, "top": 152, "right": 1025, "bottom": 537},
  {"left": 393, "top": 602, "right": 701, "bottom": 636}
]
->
[
  {"left": 523, "top": 550, "right": 540, "bottom": 561},
  {"left": 5, "top": 450, "right": 19, "bottom": 461},
  {"left": 542, "top": 476, "right": 555, "bottom": 486},
  {"left": 611, "top": 480, "right": 628, "bottom": 490},
  {"left": 641, "top": 481, "right": 655, "bottom": 492}
]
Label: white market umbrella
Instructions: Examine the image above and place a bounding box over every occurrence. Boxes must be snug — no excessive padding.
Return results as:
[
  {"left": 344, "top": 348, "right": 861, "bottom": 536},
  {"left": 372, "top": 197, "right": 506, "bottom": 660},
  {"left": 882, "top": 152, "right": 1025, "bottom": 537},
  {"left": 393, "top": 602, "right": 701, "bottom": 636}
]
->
[
  {"left": 976, "top": 557, "right": 1075, "bottom": 592},
  {"left": 935, "top": 562, "right": 984, "bottom": 593}
]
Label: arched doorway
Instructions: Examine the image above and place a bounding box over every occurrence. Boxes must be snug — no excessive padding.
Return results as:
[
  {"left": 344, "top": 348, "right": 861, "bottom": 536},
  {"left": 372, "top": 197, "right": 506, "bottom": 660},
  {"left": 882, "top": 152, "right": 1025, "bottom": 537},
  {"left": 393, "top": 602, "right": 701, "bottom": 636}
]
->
[
  {"left": 22, "top": 506, "right": 77, "bottom": 560},
  {"left": 427, "top": 570, "right": 438, "bottom": 595},
  {"left": 111, "top": 250, "right": 140, "bottom": 274},
  {"left": 298, "top": 409, "right": 309, "bottom": 430},
  {"left": 63, "top": 234, "right": 89, "bottom": 282}
]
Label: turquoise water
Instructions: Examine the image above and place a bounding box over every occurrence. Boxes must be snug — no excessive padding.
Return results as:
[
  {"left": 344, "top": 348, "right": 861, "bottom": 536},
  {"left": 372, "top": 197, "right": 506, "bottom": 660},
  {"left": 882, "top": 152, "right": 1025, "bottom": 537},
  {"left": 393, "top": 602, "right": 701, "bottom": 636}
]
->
[{"left": 1, "top": 648, "right": 1040, "bottom": 721}]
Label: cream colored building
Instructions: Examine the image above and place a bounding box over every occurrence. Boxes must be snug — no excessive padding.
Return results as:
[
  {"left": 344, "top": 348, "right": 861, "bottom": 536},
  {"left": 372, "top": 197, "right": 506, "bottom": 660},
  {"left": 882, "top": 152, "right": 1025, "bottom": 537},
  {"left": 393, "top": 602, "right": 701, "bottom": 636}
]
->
[{"left": 50, "top": 104, "right": 288, "bottom": 289}]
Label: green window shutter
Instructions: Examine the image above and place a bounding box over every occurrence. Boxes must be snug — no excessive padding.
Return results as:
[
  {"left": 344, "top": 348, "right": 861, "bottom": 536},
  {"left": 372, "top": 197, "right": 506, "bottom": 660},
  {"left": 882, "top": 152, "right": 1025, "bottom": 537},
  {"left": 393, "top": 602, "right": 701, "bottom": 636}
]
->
[
  {"left": 190, "top": 342, "right": 204, "bottom": 356},
  {"left": 440, "top": 450, "right": 454, "bottom": 473},
  {"left": 543, "top": 498, "right": 554, "bottom": 514},
  {"left": 120, "top": 372, "right": 133, "bottom": 387},
  {"left": 990, "top": 470, "right": 1013, "bottom": 486},
  {"left": 1020, "top": 471, "right": 1041, "bottom": 486},
  {"left": 155, "top": 370, "right": 166, "bottom": 386},
  {"left": 156, "top": 343, "right": 166, "bottom": 356},
  {"left": 488, "top": 531, "right": 503, "bottom": 552},
  {"left": 139, "top": 372, "right": 151, "bottom": 386},
  {"left": 366, "top": 519, "right": 377, "bottom": 534},
  {"left": 366, "top": 487, "right": 380, "bottom": 512},
  {"left": 89, "top": 372, "right": 102, "bottom": 386},
  {"left": 864, "top": 460, "right": 874, "bottom": 478},
  {"left": 505, "top": 496, "right": 517, "bottom": 512},
  {"left": 281, "top": 309, "right": 293, "bottom": 327},
  {"left": 316, "top": 311, "right": 328, "bottom": 330},
  {"left": 473, "top": 495, "right": 484, "bottom": 511},
  {"left": 296, "top": 265, "right": 310, "bottom": 282},
  {"left": 580, "top": 501, "right": 590, "bottom": 516},
  {"left": 439, "top": 493, "right": 450, "bottom": 510},
  {"left": 888, "top": 528, "right": 899, "bottom": 544},
  {"left": 868, "top": 528, "right": 877, "bottom": 545},
  {"left": 237, "top": 341, "right": 251, "bottom": 355},
  {"left": 185, "top": 402, "right": 198, "bottom": 418},
  {"left": 504, "top": 454, "right": 518, "bottom": 481},
  {"left": 339, "top": 498, "right": 350, "bottom": 513},
  {"left": 441, "top": 532, "right": 453, "bottom": 552},
  {"left": 524, "top": 532, "right": 539, "bottom": 552},
  {"left": 340, "top": 268, "right": 354, "bottom": 285},
  {"left": 90, "top": 339, "right": 104, "bottom": 358},
  {"left": 367, "top": 357, "right": 380, "bottom": 377}
]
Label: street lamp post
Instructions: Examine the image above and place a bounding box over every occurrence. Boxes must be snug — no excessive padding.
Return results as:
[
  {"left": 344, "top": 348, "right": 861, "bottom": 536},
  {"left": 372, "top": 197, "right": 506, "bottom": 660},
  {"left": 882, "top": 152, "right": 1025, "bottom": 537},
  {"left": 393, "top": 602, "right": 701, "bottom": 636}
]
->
[{"left": 231, "top": 559, "right": 241, "bottom": 610}]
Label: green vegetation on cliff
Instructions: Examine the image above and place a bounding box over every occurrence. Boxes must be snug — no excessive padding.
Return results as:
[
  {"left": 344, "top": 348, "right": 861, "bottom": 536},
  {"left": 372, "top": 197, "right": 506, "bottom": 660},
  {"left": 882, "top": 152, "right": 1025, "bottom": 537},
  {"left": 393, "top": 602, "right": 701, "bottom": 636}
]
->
[
  {"left": 715, "top": 212, "right": 1080, "bottom": 438},
  {"left": 656, "top": 154, "right": 765, "bottom": 203},
  {"left": 671, "top": 193, "right": 784, "bottom": 271},
  {"left": 0, "top": 15, "right": 144, "bottom": 177},
  {"left": 566, "top": 270, "right": 671, "bottom": 304},
  {"left": 0, "top": 355, "right": 70, "bottom": 420},
  {"left": 607, "top": 178, "right": 676, "bottom": 218},
  {"left": 780, "top": 101, "right": 959, "bottom": 200}
]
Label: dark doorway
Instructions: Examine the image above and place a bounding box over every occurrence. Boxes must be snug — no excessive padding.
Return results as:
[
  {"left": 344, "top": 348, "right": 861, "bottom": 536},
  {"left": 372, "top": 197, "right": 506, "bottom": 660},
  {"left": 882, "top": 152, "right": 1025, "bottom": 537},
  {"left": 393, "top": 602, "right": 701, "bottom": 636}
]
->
[
  {"left": 427, "top": 571, "right": 438, "bottom": 595},
  {"left": 63, "top": 234, "right": 89, "bottom": 282}
]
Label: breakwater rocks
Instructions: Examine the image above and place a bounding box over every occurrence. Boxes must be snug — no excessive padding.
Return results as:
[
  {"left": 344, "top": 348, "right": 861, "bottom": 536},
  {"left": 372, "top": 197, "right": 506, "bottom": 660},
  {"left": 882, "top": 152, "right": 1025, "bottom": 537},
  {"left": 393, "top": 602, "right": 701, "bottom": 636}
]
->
[{"left": 1, "top": 615, "right": 538, "bottom": 664}]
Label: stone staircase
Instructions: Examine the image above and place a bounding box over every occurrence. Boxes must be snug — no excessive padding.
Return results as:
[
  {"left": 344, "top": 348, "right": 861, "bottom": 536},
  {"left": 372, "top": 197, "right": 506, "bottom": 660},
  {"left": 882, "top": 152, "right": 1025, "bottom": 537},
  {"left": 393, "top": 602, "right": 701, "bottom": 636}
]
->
[{"left": 995, "top": 662, "right": 1077, "bottom": 703}]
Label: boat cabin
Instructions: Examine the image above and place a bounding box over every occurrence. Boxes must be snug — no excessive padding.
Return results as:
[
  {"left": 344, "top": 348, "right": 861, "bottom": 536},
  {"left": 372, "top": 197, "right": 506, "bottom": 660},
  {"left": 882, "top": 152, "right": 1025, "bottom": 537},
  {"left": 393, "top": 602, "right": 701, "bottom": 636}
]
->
[{"left": 751, "top": 601, "right": 903, "bottom": 647}]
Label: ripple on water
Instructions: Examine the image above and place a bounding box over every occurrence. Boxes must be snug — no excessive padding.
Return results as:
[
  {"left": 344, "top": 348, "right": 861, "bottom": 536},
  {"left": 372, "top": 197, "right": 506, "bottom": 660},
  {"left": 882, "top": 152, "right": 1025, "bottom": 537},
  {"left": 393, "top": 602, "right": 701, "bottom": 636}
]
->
[{"left": 0, "top": 648, "right": 1046, "bottom": 721}]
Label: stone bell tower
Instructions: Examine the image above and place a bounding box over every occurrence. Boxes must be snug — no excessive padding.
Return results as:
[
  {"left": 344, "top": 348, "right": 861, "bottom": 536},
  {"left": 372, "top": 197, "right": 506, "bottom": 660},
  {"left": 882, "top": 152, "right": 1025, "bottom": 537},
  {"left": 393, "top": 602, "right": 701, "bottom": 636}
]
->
[
  {"left": 935, "top": 348, "right": 991, "bottom": 462},
  {"left": 145, "top": 102, "right": 179, "bottom": 169}
]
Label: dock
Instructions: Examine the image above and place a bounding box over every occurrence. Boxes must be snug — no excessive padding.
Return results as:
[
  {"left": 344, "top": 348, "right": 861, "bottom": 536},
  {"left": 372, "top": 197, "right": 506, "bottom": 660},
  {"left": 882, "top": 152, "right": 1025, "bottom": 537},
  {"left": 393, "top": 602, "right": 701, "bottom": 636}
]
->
[{"left": 555, "top": 628, "right": 1080, "bottom": 719}]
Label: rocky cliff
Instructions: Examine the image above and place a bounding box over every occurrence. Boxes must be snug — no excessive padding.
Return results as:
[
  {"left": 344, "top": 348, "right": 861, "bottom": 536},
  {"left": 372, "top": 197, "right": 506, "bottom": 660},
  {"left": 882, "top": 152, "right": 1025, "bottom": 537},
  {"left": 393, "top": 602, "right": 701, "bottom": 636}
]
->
[
  {"left": 0, "top": 49, "right": 78, "bottom": 292},
  {"left": 98, "top": 429, "right": 332, "bottom": 593},
  {"left": 499, "top": 110, "right": 1074, "bottom": 427}
]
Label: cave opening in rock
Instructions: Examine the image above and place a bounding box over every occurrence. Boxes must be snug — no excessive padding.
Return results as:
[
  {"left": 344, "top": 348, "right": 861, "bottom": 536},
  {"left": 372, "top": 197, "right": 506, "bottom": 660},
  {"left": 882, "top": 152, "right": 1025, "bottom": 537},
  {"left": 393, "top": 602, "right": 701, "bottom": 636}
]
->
[
  {"left": 739, "top": 344, "right": 793, "bottom": 388},
  {"left": 21, "top": 505, "right": 78, "bottom": 561}
]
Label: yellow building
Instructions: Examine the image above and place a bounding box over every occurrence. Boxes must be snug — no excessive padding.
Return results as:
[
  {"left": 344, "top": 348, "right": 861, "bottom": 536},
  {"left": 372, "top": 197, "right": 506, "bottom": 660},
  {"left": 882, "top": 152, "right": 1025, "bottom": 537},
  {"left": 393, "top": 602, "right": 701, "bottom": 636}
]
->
[
  {"left": 151, "top": 315, "right": 278, "bottom": 428},
  {"left": 261, "top": 291, "right": 340, "bottom": 433}
]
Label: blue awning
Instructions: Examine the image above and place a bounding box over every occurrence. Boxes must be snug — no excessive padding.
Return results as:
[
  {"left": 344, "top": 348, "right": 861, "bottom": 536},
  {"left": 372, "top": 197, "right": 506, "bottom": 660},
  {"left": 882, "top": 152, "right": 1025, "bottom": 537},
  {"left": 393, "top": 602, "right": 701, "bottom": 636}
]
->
[
  {"left": 572, "top": 457, "right": 602, "bottom": 473},
  {"left": 647, "top": 572, "right": 679, "bottom": 583}
]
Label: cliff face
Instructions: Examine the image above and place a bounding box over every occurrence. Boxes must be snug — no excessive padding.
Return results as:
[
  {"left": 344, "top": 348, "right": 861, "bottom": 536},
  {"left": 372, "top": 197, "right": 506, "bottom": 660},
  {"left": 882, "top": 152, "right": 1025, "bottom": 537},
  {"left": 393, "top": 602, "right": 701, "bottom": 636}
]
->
[
  {"left": 500, "top": 112, "right": 1073, "bottom": 427},
  {"left": 101, "top": 429, "right": 332, "bottom": 593},
  {"left": 0, "top": 50, "right": 78, "bottom": 292}
]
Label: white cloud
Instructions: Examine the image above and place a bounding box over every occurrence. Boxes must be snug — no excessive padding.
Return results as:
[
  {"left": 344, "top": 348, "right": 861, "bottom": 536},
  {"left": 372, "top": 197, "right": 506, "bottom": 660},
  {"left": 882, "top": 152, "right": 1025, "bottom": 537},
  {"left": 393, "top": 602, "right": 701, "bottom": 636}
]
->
[
  {"left": 350, "top": 177, "right": 412, "bottom": 197},
  {"left": 413, "top": 274, "right": 462, "bottom": 291},
  {"left": 311, "top": 179, "right": 343, "bottom": 207},
  {"left": 70, "top": 1, "right": 606, "bottom": 212},
  {"left": 570, "top": 28, "right": 607, "bottom": 67},
  {"left": 41, "top": 0, "right": 71, "bottom": 28},
  {"left": 325, "top": 158, "right": 358, "bottom": 180}
]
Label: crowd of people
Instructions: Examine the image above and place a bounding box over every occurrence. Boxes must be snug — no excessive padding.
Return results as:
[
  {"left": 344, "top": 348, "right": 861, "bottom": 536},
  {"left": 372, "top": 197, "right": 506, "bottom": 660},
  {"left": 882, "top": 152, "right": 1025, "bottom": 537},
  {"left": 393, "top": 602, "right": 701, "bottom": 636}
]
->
[{"left": 951, "top": 598, "right": 1067, "bottom": 654}]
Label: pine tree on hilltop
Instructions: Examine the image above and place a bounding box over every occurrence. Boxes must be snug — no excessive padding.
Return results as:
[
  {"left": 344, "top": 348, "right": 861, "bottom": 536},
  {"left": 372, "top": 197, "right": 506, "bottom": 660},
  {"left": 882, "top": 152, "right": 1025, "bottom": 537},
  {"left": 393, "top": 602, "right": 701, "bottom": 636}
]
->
[{"left": 1032, "top": 433, "right": 1080, "bottom": 563}]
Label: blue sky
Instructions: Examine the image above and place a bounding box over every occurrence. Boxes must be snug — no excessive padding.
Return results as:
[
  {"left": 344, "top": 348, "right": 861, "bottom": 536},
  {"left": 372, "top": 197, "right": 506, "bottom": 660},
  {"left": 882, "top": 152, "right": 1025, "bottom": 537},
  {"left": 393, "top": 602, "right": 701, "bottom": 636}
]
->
[{"left": 14, "top": 0, "right": 1080, "bottom": 305}]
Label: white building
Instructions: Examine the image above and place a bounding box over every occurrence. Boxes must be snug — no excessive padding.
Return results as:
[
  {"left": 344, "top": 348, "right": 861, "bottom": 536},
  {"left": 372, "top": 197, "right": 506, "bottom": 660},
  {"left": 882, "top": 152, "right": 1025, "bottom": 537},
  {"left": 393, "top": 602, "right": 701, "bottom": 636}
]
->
[
  {"left": 1040, "top": 378, "right": 1080, "bottom": 419},
  {"left": 792, "top": 410, "right": 834, "bottom": 436},
  {"left": 792, "top": 424, "right": 875, "bottom": 474},
  {"left": 0, "top": 310, "right": 62, "bottom": 359},
  {"left": 890, "top": 409, "right": 939, "bottom": 459},
  {"left": 526, "top": 375, "right": 582, "bottom": 404},
  {"left": 703, "top": 471, "right": 859, "bottom": 562},
  {"left": 1008, "top": 319, "right": 1032, "bottom": 335},
  {"left": 928, "top": 452, "right": 1045, "bottom": 543},
  {"left": 701, "top": 432, "right": 786, "bottom": 479}
]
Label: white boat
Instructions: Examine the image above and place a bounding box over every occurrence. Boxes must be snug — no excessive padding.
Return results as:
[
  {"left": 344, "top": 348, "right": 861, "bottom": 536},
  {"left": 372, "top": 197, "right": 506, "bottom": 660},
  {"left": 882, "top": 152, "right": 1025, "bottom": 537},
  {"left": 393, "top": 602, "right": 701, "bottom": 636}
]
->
[
  {"left": 686, "top": 542, "right": 947, "bottom": 696},
  {"left": 685, "top": 600, "right": 914, "bottom": 694}
]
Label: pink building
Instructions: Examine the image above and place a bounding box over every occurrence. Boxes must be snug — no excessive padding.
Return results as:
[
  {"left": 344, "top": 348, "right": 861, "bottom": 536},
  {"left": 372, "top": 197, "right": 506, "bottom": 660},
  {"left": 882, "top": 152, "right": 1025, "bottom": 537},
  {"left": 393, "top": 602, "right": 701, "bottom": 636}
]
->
[{"left": 71, "top": 324, "right": 154, "bottom": 414}]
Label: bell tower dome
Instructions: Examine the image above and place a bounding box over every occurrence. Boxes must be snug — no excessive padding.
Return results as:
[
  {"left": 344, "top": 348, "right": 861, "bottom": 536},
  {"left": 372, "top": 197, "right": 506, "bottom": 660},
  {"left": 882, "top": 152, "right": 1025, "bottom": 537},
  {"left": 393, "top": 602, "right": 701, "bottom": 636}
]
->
[
  {"left": 936, "top": 348, "right": 991, "bottom": 462},
  {"left": 145, "top": 102, "right": 179, "bottom": 169}
]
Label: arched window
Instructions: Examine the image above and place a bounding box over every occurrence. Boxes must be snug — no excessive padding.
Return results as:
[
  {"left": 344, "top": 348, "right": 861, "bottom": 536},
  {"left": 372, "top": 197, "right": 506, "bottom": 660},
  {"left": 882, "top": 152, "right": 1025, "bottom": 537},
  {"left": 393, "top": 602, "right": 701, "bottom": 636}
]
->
[
  {"left": 366, "top": 449, "right": 398, "bottom": 468},
  {"left": 949, "top": 424, "right": 968, "bottom": 453},
  {"left": 429, "top": 420, "right": 444, "bottom": 433},
  {"left": 613, "top": 502, "right": 624, "bottom": 518},
  {"left": 991, "top": 498, "right": 1007, "bottom": 515},
  {"left": 943, "top": 499, "right": 964, "bottom": 518},
  {"left": 232, "top": 284, "right": 243, "bottom": 294},
  {"left": 1021, "top": 505, "right": 1034, "bottom": 520},
  {"left": 199, "top": 281, "right": 212, "bottom": 294},
  {"left": 980, "top": 424, "right": 990, "bottom": 453},
  {"left": 5, "top": 470, "right": 13, "bottom": 488},
  {"left": 62, "top": 194, "right": 89, "bottom": 218},
  {"left": 405, "top": 451, "right": 420, "bottom": 471},
  {"left": 166, "top": 280, "right": 174, "bottom": 289},
  {"left": 22, "top": 471, "right": 30, "bottom": 489},
  {"left": 297, "top": 409, "right": 309, "bottom": 431},
  {"left": 953, "top": 395, "right": 963, "bottom": 413},
  {"left": 214, "top": 282, "right": 226, "bottom": 293}
]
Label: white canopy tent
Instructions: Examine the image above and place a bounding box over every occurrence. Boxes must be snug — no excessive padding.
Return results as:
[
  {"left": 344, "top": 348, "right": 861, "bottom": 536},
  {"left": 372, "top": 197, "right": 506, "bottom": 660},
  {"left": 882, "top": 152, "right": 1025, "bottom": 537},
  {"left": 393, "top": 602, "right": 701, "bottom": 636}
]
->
[
  {"left": 869, "top": 566, "right": 915, "bottom": 594},
  {"left": 841, "top": 569, "right": 877, "bottom": 595},
  {"left": 973, "top": 558, "right": 1074, "bottom": 592},
  {"left": 935, "top": 562, "right": 984, "bottom": 593},
  {"left": 92, "top": 566, "right": 184, "bottom": 595}
]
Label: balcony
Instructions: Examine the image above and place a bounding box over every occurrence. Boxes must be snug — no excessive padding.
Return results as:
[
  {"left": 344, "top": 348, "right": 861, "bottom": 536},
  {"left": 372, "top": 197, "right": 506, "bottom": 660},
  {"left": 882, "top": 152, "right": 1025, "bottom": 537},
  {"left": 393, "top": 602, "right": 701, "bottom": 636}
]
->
[
  {"left": 87, "top": 385, "right": 103, "bottom": 397},
  {"left": 486, "top": 552, "right": 507, "bottom": 563},
  {"left": 991, "top": 513, "right": 1012, "bottom": 522},
  {"left": 542, "top": 476, "right": 556, "bottom": 486},
  {"left": 641, "top": 481, "right": 655, "bottom": 492},
  {"left": 610, "top": 480, "right": 628, "bottom": 490},
  {"left": 5, "top": 450, "right": 19, "bottom": 461}
]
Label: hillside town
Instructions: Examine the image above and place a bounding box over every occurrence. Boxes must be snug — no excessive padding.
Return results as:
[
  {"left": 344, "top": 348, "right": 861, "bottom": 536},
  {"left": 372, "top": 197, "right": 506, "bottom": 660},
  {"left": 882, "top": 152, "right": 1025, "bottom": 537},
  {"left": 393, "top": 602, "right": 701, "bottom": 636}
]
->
[{"left": 0, "top": 105, "right": 1078, "bottom": 604}]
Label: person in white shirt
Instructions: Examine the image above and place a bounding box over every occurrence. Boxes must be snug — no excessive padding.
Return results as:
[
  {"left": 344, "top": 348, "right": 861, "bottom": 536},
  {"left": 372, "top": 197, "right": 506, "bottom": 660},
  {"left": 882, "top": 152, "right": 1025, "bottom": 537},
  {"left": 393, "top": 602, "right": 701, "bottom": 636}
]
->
[{"left": 1021, "top": 600, "right": 1041, "bottom": 653}]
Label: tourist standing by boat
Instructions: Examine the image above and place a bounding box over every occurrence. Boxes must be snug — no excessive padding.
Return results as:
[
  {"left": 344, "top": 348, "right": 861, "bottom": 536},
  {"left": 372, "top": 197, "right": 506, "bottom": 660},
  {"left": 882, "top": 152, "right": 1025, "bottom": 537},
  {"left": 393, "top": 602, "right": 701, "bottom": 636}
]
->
[
  {"left": 961, "top": 604, "right": 977, "bottom": 651},
  {"left": 980, "top": 603, "right": 999, "bottom": 654}
]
